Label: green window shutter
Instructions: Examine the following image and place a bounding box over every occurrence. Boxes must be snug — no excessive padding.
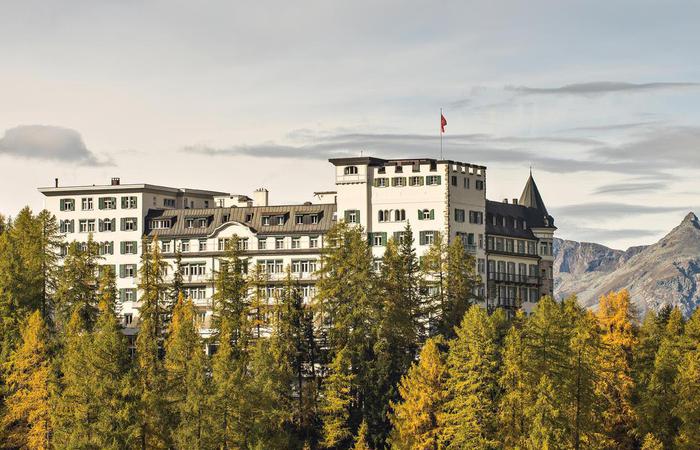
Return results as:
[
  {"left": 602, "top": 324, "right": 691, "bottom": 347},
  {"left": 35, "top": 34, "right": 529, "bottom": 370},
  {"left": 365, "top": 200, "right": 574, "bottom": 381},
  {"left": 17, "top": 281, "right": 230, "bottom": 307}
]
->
[
  {"left": 70, "top": 220, "right": 74, "bottom": 232},
  {"left": 430, "top": 209, "right": 435, "bottom": 220},
  {"left": 344, "top": 210, "right": 350, "bottom": 222},
  {"left": 60, "top": 200, "right": 65, "bottom": 211},
  {"left": 121, "top": 197, "right": 126, "bottom": 208},
  {"left": 418, "top": 210, "right": 423, "bottom": 220},
  {"left": 111, "top": 218, "right": 116, "bottom": 231},
  {"left": 119, "top": 265, "right": 125, "bottom": 278},
  {"left": 98, "top": 198, "right": 104, "bottom": 209},
  {"left": 435, "top": 176, "right": 441, "bottom": 185},
  {"left": 381, "top": 232, "right": 387, "bottom": 245},
  {"left": 419, "top": 231, "right": 426, "bottom": 245},
  {"left": 419, "top": 177, "right": 425, "bottom": 186},
  {"left": 356, "top": 210, "right": 360, "bottom": 223},
  {"left": 120, "top": 242, "right": 126, "bottom": 254},
  {"left": 98, "top": 219, "right": 103, "bottom": 232},
  {"left": 133, "top": 218, "right": 138, "bottom": 231},
  {"left": 372, "top": 179, "right": 380, "bottom": 187},
  {"left": 120, "top": 218, "right": 126, "bottom": 230},
  {"left": 131, "top": 289, "right": 138, "bottom": 302},
  {"left": 119, "top": 289, "right": 125, "bottom": 301}
]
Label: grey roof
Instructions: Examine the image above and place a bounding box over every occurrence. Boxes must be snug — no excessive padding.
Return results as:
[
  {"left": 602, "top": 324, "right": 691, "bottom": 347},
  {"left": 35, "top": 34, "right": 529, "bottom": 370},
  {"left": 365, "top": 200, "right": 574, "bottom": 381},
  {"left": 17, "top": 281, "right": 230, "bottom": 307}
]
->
[
  {"left": 518, "top": 173, "right": 549, "bottom": 215},
  {"left": 486, "top": 200, "right": 556, "bottom": 239},
  {"left": 38, "top": 183, "right": 228, "bottom": 197},
  {"left": 328, "top": 156, "right": 487, "bottom": 170},
  {"left": 145, "top": 203, "right": 337, "bottom": 238}
]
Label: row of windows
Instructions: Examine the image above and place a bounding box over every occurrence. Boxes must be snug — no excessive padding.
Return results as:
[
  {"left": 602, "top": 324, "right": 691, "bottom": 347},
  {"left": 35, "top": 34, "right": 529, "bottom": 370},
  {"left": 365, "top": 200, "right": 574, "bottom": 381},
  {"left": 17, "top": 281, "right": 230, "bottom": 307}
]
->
[
  {"left": 60, "top": 240, "right": 139, "bottom": 256},
  {"left": 60, "top": 196, "right": 138, "bottom": 211},
  {"left": 60, "top": 217, "right": 138, "bottom": 233},
  {"left": 450, "top": 175, "right": 485, "bottom": 190},
  {"left": 372, "top": 175, "right": 442, "bottom": 188},
  {"left": 486, "top": 237, "right": 538, "bottom": 255},
  {"left": 488, "top": 286, "right": 541, "bottom": 305},
  {"left": 454, "top": 209, "right": 484, "bottom": 224},
  {"left": 160, "top": 235, "right": 322, "bottom": 253}
]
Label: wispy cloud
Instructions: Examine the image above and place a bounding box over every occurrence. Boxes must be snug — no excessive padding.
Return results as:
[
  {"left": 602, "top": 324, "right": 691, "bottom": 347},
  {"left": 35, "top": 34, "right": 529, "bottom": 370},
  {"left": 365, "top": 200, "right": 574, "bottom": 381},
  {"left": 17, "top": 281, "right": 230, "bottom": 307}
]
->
[
  {"left": 507, "top": 81, "right": 700, "bottom": 96},
  {"left": 562, "top": 121, "right": 660, "bottom": 133},
  {"left": 0, "top": 125, "right": 112, "bottom": 166},
  {"left": 552, "top": 202, "right": 686, "bottom": 219},
  {"left": 556, "top": 225, "right": 662, "bottom": 244},
  {"left": 592, "top": 182, "right": 667, "bottom": 195}
]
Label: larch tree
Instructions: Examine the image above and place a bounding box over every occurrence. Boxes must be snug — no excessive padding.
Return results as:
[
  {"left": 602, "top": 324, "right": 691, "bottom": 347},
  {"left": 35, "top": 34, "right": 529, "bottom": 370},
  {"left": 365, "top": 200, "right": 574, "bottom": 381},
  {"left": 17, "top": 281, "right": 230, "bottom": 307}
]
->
[
  {"left": 352, "top": 419, "right": 372, "bottom": 450},
  {"left": 595, "top": 290, "right": 637, "bottom": 450},
  {"left": 641, "top": 433, "right": 664, "bottom": 450},
  {"left": 388, "top": 338, "right": 448, "bottom": 450},
  {"left": 438, "top": 305, "right": 499, "bottom": 450},
  {"left": 320, "top": 347, "right": 356, "bottom": 449},
  {"left": 673, "top": 308, "right": 700, "bottom": 450},
  {"left": 164, "top": 293, "right": 212, "bottom": 450},
  {"left": 54, "top": 236, "right": 100, "bottom": 330},
  {"left": 524, "top": 375, "right": 567, "bottom": 450},
  {"left": 1, "top": 311, "right": 53, "bottom": 450},
  {"left": 498, "top": 312, "right": 529, "bottom": 448},
  {"left": 212, "top": 235, "right": 250, "bottom": 344}
]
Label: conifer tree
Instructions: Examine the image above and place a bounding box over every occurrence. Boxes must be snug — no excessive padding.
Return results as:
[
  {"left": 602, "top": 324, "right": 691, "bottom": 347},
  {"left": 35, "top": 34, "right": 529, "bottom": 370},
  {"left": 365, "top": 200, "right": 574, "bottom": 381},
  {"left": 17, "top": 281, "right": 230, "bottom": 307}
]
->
[
  {"left": 165, "top": 293, "right": 212, "bottom": 450},
  {"left": 641, "top": 433, "right": 664, "bottom": 450},
  {"left": 54, "top": 236, "right": 100, "bottom": 329},
  {"left": 320, "top": 347, "right": 356, "bottom": 449},
  {"left": 248, "top": 263, "right": 269, "bottom": 340},
  {"left": 353, "top": 419, "right": 372, "bottom": 450},
  {"left": 168, "top": 248, "right": 184, "bottom": 318},
  {"left": 134, "top": 236, "right": 170, "bottom": 449},
  {"left": 438, "top": 305, "right": 499, "bottom": 450},
  {"left": 595, "top": 290, "right": 637, "bottom": 449},
  {"left": 212, "top": 235, "right": 250, "bottom": 343},
  {"left": 498, "top": 312, "right": 529, "bottom": 448},
  {"left": 388, "top": 338, "right": 447, "bottom": 450},
  {"left": 1, "top": 311, "right": 53, "bottom": 449},
  {"left": 36, "top": 209, "right": 62, "bottom": 318},
  {"left": 524, "top": 375, "right": 567, "bottom": 450},
  {"left": 674, "top": 309, "right": 700, "bottom": 450}
]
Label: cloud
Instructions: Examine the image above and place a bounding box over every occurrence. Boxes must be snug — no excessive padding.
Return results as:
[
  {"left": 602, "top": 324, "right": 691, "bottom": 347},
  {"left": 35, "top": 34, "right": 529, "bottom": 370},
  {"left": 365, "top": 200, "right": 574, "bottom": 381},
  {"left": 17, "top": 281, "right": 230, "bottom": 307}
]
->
[
  {"left": 552, "top": 202, "right": 686, "bottom": 219},
  {"left": 562, "top": 121, "right": 660, "bottom": 133},
  {"left": 0, "top": 125, "right": 111, "bottom": 166},
  {"left": 592, "top": 182, "right": 667, "bottom": 195},
  {"left": 557, "top": 225, "right": 662, "bottom": 244},
  {"left": 507, "top": 81, "right": 700, "bottom": 96}
]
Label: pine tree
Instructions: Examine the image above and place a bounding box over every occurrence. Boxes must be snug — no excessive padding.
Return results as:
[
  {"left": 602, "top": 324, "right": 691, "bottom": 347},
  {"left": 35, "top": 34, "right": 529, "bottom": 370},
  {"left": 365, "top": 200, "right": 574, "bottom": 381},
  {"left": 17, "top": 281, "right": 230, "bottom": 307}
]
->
[
  {"left": 164, "top": 293, "right": 212, "bottom": 450},
  {"left": 595, "top": 290, "right": 637, "bottom": 449},
  {"left": 641, "top": 433, "right": 664, "bottom": 450},
  {"left": 388, "top": 338, "right": 447, "bottom": 450},
  {"left": 168, "top": 248, "right": 184, "bottom": 320},
  {"left": 54, "top": 236, "right": 101, "bottom": 329},
  {"left": 524, "top": 375, "right": 567, "bottom": 450},
  {"left": 674, "top": 308, "right": 700, "bottom": 450},
  {"left": 353, "top": 419, "right": 372, "bottom": 450},
  {"left": 320, "top": 347, "right": 355, "bottom": 448},
  {"left": 134, "top": 236, "right": 170, "bottom": 449},
  {"left": 1, "top": 311, "right": 53, "bottom": 449},
  {"left": 498, "top": 312, "right": 529, "bottom": 448},
  {"left": 212, "top": 235, "right": 249, "bottom": 343},
  {"left": 36, "top": 209, "right": 62, "bottom": 319},
  {"left": 438, "top": 305, "right": 499, "bottom": 450}
]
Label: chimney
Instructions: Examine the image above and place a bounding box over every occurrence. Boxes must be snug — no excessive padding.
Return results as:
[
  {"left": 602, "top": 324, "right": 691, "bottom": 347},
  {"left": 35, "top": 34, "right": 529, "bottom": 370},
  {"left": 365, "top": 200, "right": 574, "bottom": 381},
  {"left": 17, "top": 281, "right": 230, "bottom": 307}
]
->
[
  {"left": 512, "top": 198, "right": 518, "bottom": 205},
  {"left": 503, "top": 198, "right": 508, "bottom": 204},
  {"left": 253, "top": 188, "right": 269, "bottom": 207},
  {"left": 111, "top": 177, "right": 120, "bottom": 186},
  {"left": 54, "top": 178, "right": 59, "bottom": 188}
]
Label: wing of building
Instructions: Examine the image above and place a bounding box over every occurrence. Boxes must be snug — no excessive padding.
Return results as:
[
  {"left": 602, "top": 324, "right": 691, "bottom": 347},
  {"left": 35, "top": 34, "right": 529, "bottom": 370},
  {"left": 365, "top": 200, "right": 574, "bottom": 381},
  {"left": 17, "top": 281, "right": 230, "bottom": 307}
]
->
[{"left": 39, "top": 159, "right": 555, "bottom": 335}]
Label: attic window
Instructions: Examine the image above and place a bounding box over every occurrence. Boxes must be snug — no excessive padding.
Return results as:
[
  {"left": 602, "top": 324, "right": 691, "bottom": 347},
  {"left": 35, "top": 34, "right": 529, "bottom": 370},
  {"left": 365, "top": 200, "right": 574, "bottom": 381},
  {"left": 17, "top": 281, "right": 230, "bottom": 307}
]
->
[
  {"left": 344, "top": 166, "right": 358, "bottom": 175},
  {"left": 277, "top": 215, "right": 285, "bottom": 225},
  {"left": 245, "top": 213, "right": 253, "bottom": 222},
  {"left": 262, "top": 216, "right": 270, "bottom": 226}
]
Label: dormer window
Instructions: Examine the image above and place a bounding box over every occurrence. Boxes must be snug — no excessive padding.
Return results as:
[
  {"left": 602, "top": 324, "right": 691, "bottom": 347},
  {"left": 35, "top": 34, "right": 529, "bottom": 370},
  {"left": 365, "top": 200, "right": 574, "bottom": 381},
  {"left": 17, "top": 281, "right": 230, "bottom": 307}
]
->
[
  {"left": 185, "top": 217, "right": 208, "bottom": 228},
  {"left": 311, "top": 214, "right": 319, "bottom": 224},
  {"left": 151, "top": 219, "right": 171, "bottom": 230},
  {"left": 262, "top": 216, "right": 270, "bottom": 226},
  {"left": 245, "top": 213, "right": 253, "bottom": 222},
  {"left": 395, "top": 166, "right": 403, "bottom": 173},
  {"left": 277, "top": 215, "right": 285, "bottom": 225},
  {"left": 296, "top": 215, "right": 304, "bottom": 225},
  {"left": 344, "top": 166, "right": 358, "bottom": 175},
  {"left": 378, "top": 167, "right": 386, "bottom": 174}
]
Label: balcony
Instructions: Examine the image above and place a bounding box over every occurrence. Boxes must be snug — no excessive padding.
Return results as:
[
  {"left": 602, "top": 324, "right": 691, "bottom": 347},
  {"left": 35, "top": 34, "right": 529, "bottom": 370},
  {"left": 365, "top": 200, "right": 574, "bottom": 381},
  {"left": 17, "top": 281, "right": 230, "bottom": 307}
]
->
[{"left": 487, "top": 272, "right": 540, "bottom": 285}]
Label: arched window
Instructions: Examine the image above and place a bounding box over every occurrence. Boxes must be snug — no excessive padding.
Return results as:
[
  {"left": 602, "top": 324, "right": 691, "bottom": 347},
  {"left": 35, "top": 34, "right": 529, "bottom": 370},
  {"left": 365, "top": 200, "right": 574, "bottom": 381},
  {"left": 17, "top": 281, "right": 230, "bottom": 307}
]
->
[
  {"left": 385, "top": 210, "right": 390, "bottom": 221},
  {"left": 344, "top": 166, "right": 358, "bottom": 175},
  {"left": 400, "top": 209, "right": 406, "bottom": 221},
  {"left": 378, "top": 210, "right": 384, "bottom": 222}
]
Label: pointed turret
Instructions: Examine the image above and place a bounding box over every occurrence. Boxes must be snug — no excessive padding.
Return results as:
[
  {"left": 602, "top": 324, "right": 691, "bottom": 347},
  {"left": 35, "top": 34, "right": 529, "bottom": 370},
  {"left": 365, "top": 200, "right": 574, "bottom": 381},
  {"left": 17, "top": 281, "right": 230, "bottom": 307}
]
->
[{"left": 519, "top": 171, "right": 549, "bottom": 216}]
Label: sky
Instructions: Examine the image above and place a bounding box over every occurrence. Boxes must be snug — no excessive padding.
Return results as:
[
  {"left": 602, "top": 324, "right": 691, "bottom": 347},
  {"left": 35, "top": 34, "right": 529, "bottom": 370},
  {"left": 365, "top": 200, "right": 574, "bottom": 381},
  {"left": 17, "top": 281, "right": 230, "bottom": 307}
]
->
[{"left": 1, "top": 0, "right": 699, "bottom": 250}]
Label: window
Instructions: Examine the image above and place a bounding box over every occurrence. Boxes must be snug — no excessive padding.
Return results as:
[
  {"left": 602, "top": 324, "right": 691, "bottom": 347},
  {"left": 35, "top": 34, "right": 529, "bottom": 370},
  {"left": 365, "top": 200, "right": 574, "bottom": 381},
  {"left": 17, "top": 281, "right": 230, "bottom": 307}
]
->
[
  {"left": 451, "top": 175, "right": 457, "bottom": 186},
  {"left": 506, "top": 239, "right": 514, "bottom": 253},
  {"left": 99, "top": 218, "right": 115, "bottom": 232},
  {"left": 292, "top": 259, "right": 317, "bottom": 274},
  {"left": 454, "top": 209, "right": 465, "bottom": 222},
  {"left": 292, "top": 237, "right": 301, "bottom": 249},
  {"left": 163, "top": 198, "right": 176, "bottom": 207},
  {"left": 394, "top": 209, "right": 406, "bottom": 221},
  {"left": 378, "top": 167, "right": 386, "bottom": 174},
  {"left": 464, "top": 178, "right": 470, "bottom": 189},
  {"left": 204, "top": 200, "right": 209, "bottom": 208},
  {"left": 238, "top": 238, "right": 249, "bottom": 250},
  {"left": 79, "top": 219, "right": 96, "bottom": 233},
  {"left": 199, "top": 239, "right": 207, "bottom": 251},
  {"left": 123, "top": 313, "right": 133, "bottom": 325},
  {"left": 475, "top": 180, "right": 484, "bottom": 190},
  {"left": 392, "top": 177, "right": 406, "bottom": 187},
  {"left": 181, "top": 240, "right": 190, "bottom": 252},
  {"left": 395, "top": 165, "right": 403, "bottom": 173},
  {"left": 409, "top": 176, "right": 424, "bottom": 186},
  {"left": 496, "top": 238, "right": 504, "bottom": 252},
  {"left": 162, "top": 241, "right": 172, "bottom": 253},
  {"left": 99, "top": 241, "right": 114, "bottom": 255},
  {"left": 478, "top": 258, "right": 485, "bottom": 274},
  {"left": 393, "top": 231, "right": 409, "bottom": 245},
  {"left": 369, "top": 232, "right": 386, "bottom": 246},
  {"left": 517, "top": 240, "right": 525, "bottom": 254},
  {"left": 296, "top": 215, "right": 304, "bottom": 225},
  {"left": 418, "top": 209, "right": 435, "bottom": 220},
  {"left": 60, "top": 219, "right": 74, "bottom": 233},
  {"left": 181, "top": 263, "right": 206, "bottom": 276},
  {"left": 184, "top": 286, "right": 207, "bottom": 300},
  {"left": 345, "top": 210, "right": 359, "bottom": 224},
  {"left": 151, "top": 219, "right": 171, "bottom": 229},
  {"left": 378, "top": 210, "right": 386, "bottom": 222},
  {"left": 311, "top": 214, "right": 319, "bottom": 224},
  {"left": 120, "top": 241, "right": 137, "bottom": 254},
  {"left": 275, "top": 237, "right": 285, "bottom": 249},
  {"left": 120, "top": 288, "right": 137, "bottom": 302},
  {"left": 277, "top": 216, "right": 285, "bottom": 225},
  {"left": 81, "top": 198, "right": 93, "bottom": 210},
  {"left": 99, "top": 197, "right": 116, "bottom": 210},
  {"left": 60, "top": 198, "right": 75, "bottom": 211},
  {"left": 262, "top": 216, "right": 270, "bottom": 226},
  {"left": 373, "top": 178, "right": 389, "bottom": 187},
  {"left": 121, "top": 196, "right": 137, "bottom": 209},
  {"left": 310, "top": 236, "right": 319, "bottom": 248},
  {"left": 419, "top": 231, "right": 437, "bottom": 246},
  {"left": 185, "top": 217, "right": 208, "bottom": 228},
  {"left": 258, "top": 238, "right": 267, "bottom": 250},
  {"left": 218, "top": 238, "right": 230, "bottom": 251},
  {"left": 344, "top": 166, "right": 358, "bottom": 175},
  {"left": 259, "top": 259, "right": 284, "bottom": 274},
  {"left": 426, "top": 175, "right": 441, "bottom": 185},
  {"left": 119, "top": 264, "right": 137, "bottom": 278},
  {"left": 469, "top": 211, "right": 484, "bottom": 224},
  {"left": 120, "top": 217, "right": 137, "bottom": 231}
]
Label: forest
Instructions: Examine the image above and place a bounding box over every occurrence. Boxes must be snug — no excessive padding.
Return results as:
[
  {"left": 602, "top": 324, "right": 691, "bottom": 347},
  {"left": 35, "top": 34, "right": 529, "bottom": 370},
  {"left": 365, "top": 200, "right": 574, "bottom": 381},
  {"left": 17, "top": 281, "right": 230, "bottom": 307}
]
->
[{"left": 0, "top": 207, "right": 699, "bottom": 450}]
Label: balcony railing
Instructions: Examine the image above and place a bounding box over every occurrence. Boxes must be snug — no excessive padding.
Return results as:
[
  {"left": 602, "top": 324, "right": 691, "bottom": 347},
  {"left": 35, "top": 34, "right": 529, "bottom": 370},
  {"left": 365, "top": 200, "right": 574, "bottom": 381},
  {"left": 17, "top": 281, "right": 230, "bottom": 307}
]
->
[{"left": 487, "top": 272, "right": 540, "bottom": 285}]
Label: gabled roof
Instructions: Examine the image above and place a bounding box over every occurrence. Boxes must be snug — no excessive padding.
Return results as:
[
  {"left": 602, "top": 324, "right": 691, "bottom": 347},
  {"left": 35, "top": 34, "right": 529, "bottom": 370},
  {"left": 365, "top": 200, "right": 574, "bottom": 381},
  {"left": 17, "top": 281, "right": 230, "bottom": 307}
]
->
[{"left": 519, "top": 172, "right": 549, "bottom": 216}]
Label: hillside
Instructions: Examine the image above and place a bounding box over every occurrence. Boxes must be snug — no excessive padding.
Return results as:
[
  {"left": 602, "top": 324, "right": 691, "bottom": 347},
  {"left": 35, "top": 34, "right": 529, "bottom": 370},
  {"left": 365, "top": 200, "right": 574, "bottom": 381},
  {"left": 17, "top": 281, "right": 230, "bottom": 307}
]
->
[{"left": 554, "top": 212, "right": 700, "bottom": 316}]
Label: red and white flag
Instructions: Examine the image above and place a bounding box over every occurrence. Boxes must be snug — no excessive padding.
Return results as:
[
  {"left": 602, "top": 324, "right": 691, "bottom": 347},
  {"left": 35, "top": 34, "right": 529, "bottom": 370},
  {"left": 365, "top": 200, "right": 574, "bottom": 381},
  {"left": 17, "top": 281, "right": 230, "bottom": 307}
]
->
[{"left": 441, "top": 113, "right": 447, "bottom": 133}]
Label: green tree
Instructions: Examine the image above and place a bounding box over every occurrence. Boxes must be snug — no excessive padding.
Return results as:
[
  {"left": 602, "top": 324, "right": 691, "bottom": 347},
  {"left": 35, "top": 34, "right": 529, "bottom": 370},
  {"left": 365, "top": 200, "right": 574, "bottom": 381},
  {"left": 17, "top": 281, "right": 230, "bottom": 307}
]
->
[
  {"left": 165, "top": 293, "right": 212, "bottom": 450},
  {"left": 320, "top": 347, "right": 356, "bottom": 449},
  {"left": 524, "top": 375, "right": 566, "bottom": 450},
  {"left": 54, "top": 236, "right": 101, "bottom": 329},
  {"left": 674, "top": 309, "right": 700, "bottom": 450},
  {"left": 212, "top": 236, "right": 249, "bottom": 343},
  {"left": 438, "top": 306, "right": 499, "bottom": 450},
  {"left": 498, "top": 312, "right": 529, "bottom": 448},
  {"left": 388, "top": 338, "right": 447, "bottom": 450},
  {"left": 353, "top": 419, "right": 372, "bottom": 450},
  {"left": 1, "top": 311, "right": 53, "bottom": 450}
]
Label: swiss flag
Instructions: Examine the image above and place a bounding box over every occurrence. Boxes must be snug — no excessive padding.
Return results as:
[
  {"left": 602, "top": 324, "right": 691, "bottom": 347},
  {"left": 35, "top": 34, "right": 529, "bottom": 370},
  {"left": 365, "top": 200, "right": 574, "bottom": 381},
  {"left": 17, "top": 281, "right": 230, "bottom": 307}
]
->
[{"left": 441, "top": 113, "right": 447, "bottom": 133}]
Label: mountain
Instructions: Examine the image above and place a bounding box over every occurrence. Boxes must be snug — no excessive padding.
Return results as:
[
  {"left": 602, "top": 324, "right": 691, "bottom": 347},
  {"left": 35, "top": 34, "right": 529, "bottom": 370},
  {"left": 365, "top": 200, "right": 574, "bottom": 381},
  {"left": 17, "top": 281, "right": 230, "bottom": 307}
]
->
[{"left": 554, "top": 212, "right": 700, "bottom": 317}]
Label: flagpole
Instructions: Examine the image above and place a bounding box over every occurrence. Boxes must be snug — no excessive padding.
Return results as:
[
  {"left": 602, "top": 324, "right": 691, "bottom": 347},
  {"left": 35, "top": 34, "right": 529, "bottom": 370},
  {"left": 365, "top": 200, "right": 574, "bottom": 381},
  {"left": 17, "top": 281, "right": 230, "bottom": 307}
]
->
[{"left": 440, "top": 108, "right": 443, "bottom": 160}]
